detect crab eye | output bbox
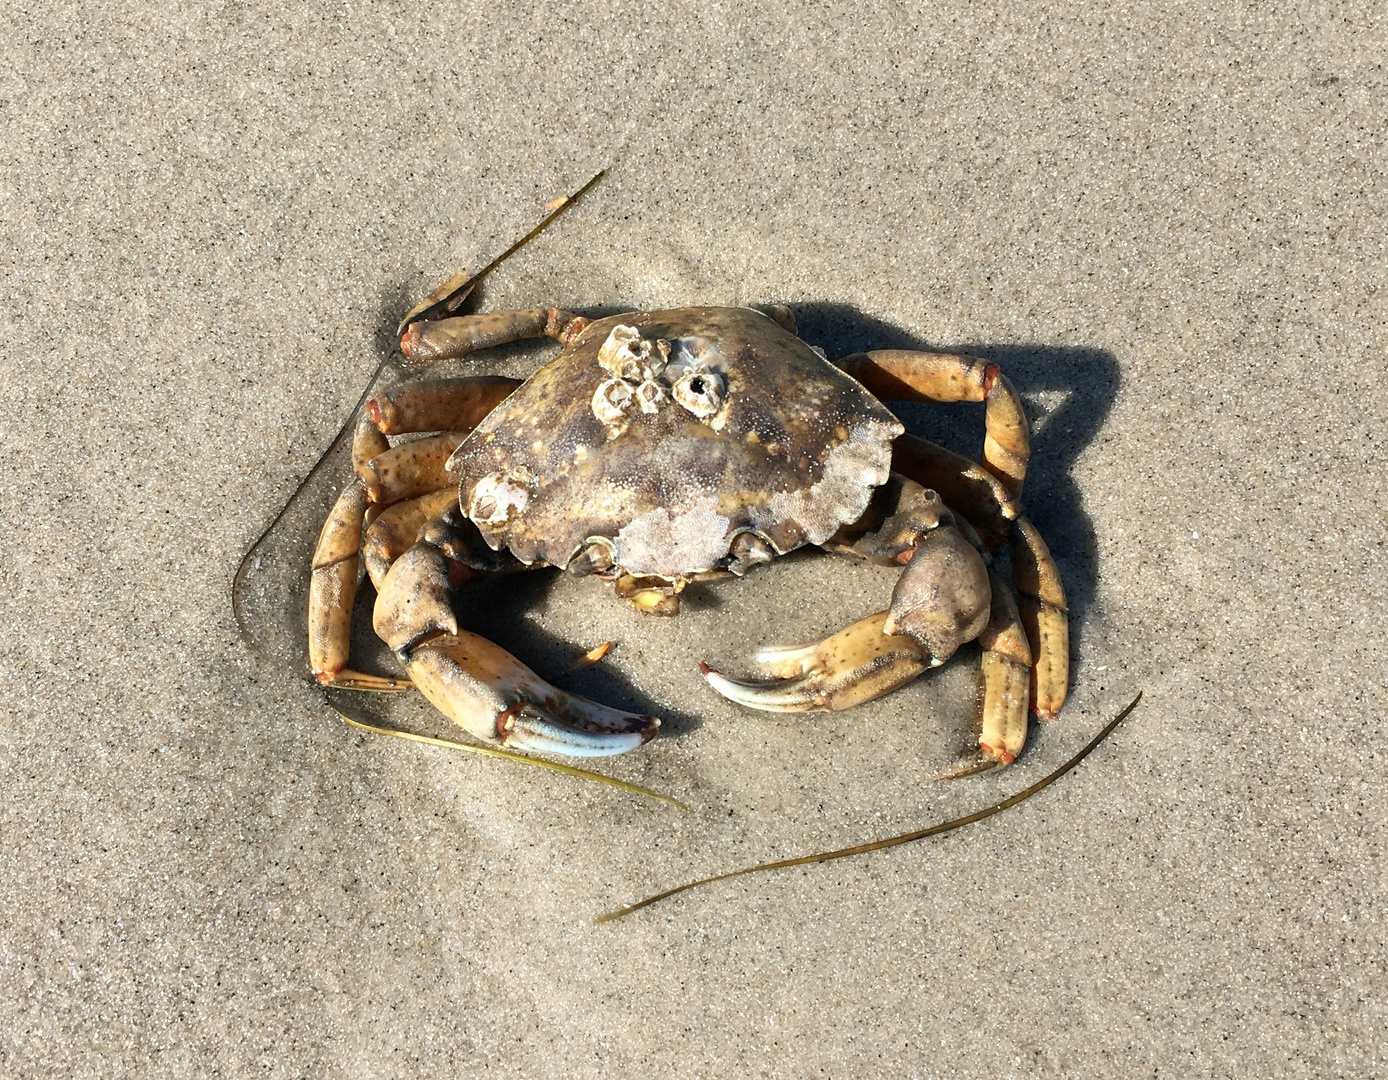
[672,367,725,419]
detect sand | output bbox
[1,1,1383,1076]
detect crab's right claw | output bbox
[371,541,657,757]
[701,611,932,713]
[406,632,659,757]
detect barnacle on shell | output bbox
[597,325,640,372]
[592,377,635,425]
[598,324,669,382]
[670,365,725,419]
[635,378,667,414]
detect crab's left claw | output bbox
[373,541,658,757]
[700,612,933,713]
[703,516,992,714]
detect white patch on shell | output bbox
[613,496,734,577]
[758,415,904,550]
[469,469,535,527]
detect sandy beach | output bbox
[1,2,1383,1075]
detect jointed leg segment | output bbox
[399,307,587,365]
[1008,516,1069,718]
[943,568,1032,777]
[841,349,1031,495]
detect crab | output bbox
[308,281,1069,776]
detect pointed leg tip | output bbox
[938,750,1005,780]
[1032,706,1060,722]
[698,660,716,677]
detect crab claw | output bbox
[700,611,932,713]
[372,541,658,756]
[407,632,659,757]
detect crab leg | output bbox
[305,401,432,690]
[351,411,391,486]
[373,540,658,756]
[840,349,993,403]
[841,349,1031,495]
[308,481,366,681]
[399,307,587,365]
[940,570,1033,777]
[357,431,470,505]
[981,373,1029,495]
[355,375,527,576]
[1008,516,1070,718]
[976,571,1033,763]
[367,376,521,436]
[306,480,411,691]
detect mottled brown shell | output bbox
[448,307,904,578]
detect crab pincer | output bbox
[699,477,993,717]
[407,632,658,757]
[373,539,658,755]
[699,612,934,712]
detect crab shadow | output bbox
[792,303,1118,654]
[460,572,706,738]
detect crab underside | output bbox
[308,295,1069,776]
